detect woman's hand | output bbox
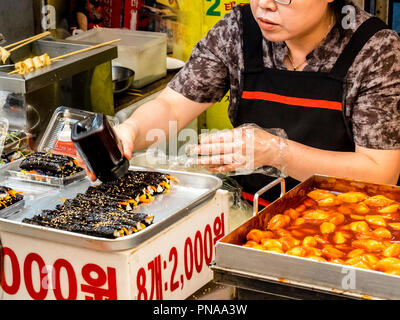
[113,118,138,159]
[193,125,288,174]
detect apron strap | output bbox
[240,4,264,70]
[330,17,389,78]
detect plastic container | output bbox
[0,130,33,168]
[0,184,25,219]
[5,158,86,187]
[38,106,119,157]
[4,107,118,187]
[67,28,167,88]
[3,130,32,155]
[0,199,25,219]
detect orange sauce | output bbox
[243,189,400,276]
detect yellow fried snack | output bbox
[0,46,10,64]
[14,53,51,75]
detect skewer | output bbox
[127,92,144,97]
[3,31,50,50]
[7,31,51,53]
[8,39,119,75]
[1,58,62,69]
[49,38,121,62]
[1,32,51,66]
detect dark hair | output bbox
[330,0,348,35]
[332,0,347,21]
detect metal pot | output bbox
[112,66,135,94]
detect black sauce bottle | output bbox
[71,113,129,182]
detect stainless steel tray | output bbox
[4,158,86,187]
[0,199,25,219]
[0,166,222,251]
[215,175,400,300]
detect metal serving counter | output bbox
[212,175,400,300]
[0,166,222,251]
[0,38,117,147]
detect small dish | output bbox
[167,57,185,71]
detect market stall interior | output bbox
[0,35,118,148]
[0,0,399,301]
[213,175,400,300]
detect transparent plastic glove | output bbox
[187,124,289,178]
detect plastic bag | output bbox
[132,124,289,178]
[185,124,289,178]
[130,151,254,230]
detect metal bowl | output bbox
[112,66,135,94]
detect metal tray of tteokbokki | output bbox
[0,166,222,251]
[213,175,400,300]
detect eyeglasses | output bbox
[274,0,292,5]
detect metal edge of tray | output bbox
[214,174,400,300]
[0,199,25,219]
[4,158,86,187]
[0,167,222,252]
[209,263,370,300]
[214,241,395,299]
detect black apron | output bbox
[232,5,390,201]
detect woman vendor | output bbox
[87,0,400,199]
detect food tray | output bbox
[0,199,25,219]
[3,130,32,156]
[214,175,400,300]
[38,106,119,155]
[4,158,86,187]
[0,166,222,251]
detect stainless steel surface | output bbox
[210,263,359,300]
[215,175,400,300]
[0,39,117,145]
[0,0,35,46]
[112,66,135,94]
[0,39,117,93]
[0,166,222,251]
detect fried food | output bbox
[243,189,400,276]
[14,53,51,75]
[0,46,10,64]
[22,170,177,239]
[0,185,23,211]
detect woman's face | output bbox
[250,0,333,42]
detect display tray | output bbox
[37,106,119,154]
[0,166,222,251]
[4,158,86,187]
[215,175,400,300]
[0,199,25,219]
[3,130,31,155]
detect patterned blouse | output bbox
[168,3,400,149]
